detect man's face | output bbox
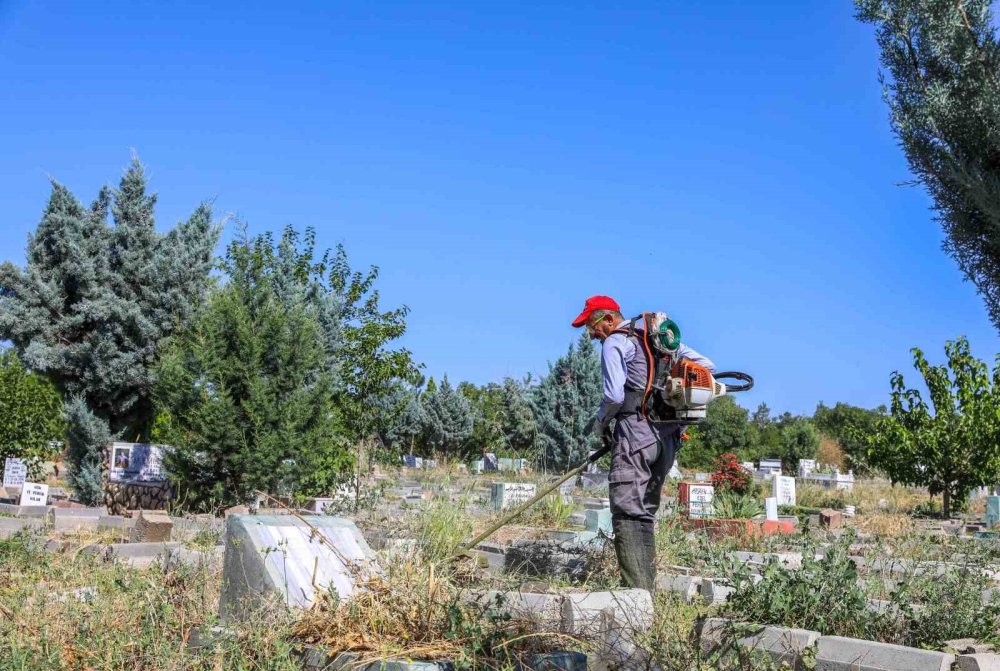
[587,314,617,342]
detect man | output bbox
[572,295,715,590]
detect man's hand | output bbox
[593,417,613,447]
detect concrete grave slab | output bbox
[815,635,954,671]
[219,514,377,622]
[655,574,702,603]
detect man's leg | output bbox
[609,436,659,591]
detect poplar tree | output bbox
[856,0,1000,329]
[532,335,603,471]
[0,159,217,503]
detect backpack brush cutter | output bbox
[454,313,753,557]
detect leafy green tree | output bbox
[863,337,1000,516]
[532,335,603,471]
[856,0,1000,329]
[265,226,417,443]
[751,402,771,430]
[154,233,347,508]
[0,350,65,474]
[0,159,217,503]
[420,375,473,457]
[681,397,758,470]
[813,402,885,473]
[777,418,820,472]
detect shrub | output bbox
[710,453,752,495]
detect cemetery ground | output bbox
[3,467,1000,670]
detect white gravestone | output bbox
[765,497,778,521]
[109,442,169,483]
[3,458,27,489]
[773,475,796,506]
[741,461,755,473]
[798,459,817,477]
[19,482,49,506]
[686,483,714,518]
[491,482,537,511]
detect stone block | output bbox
[585,508,612,534]
[730,551,803,570]
[219,514,377,622]
[130,510,173,542]
[820,509,843,530]
[0,502,53,519]
[958,654,1000,671]
[815,636,954,671]
[655,574,703,602]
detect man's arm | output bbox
[596,334,630,425]
[676,343,716,372]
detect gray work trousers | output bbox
[608,425,677,522]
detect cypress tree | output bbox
[0,159,217,503]
[499,376,538,457]
[420,375,473,457]
[154,232,346,507]
[532,335,603,471]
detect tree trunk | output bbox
[943,489,951,518]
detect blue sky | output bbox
[1,1,997,416]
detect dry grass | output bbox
[293,557,577,669]
[854,513,914,538]
[816,436,845,470]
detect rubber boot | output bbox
[612,517,656,591]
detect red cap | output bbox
[571,295,621,328]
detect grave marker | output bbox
[19,482,49,506]
[491,482,537,511]
[765,497,778,521]
[798,459,816,477]
[3,458,27,489]
[483,453,498,472]
[403,454,418,468]
[741,461,755,473]
[988,496,1000,527]
[679,482,714,518]
[773,475,796,506]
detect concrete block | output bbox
[698,617,732,655]
[738,624,820,670]
[53,515,100,532]
[130,510,173,542]
[655,574,703,602]
[0,516,42,538]
[561,589,653,668]
[815,636,954,671]
[958,653,1000,671]
[82,541,181,567]
[219,514,377,622]
[52,507,104,517]
[473,590,563,626]
[730,551,803,570]
[0,502,53,519]
[98,515,134,529]
[700,578,735,605]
